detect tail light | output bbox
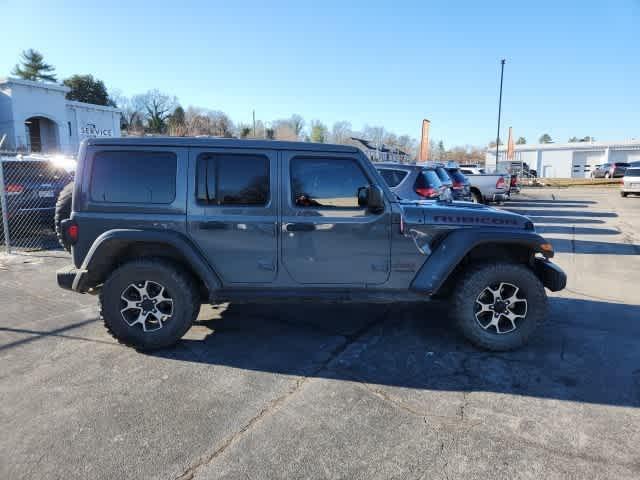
[510,176,517,187]
[68,224,79,243]
[415,187,438,198]
[61,219,79,245]
[452,181,464,190]
[6,184,24,196]
[496,176,506,189]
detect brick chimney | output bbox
[418,119,430,162]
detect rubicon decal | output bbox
[431,215,519,226]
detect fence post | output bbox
[0,157,11,254]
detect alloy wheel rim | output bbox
[474,282,527,334]
[119,281,174,332]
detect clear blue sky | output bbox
[2,0,638,146]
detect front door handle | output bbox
[286,223,316,232]
[200,221,228,230]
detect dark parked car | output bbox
[591,162,629,178]
[1,159,73,237]
[444,166,472,201]
[376,163,445,200]
[432,164,454,201]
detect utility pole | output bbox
[252,110,256,137]
[495,59,506,168]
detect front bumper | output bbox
[534,258,567,292]
[56,265,88,292]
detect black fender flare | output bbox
[75,229,222,295]
[410,229,550,294]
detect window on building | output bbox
[90,151,176,203]
[377,168,408,187]
[290,157,369,208]
[68,122,72,137]
[196,153,270,206]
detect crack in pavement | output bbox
[174,306,391,480]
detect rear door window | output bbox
[377,168,408,187]
[196,153,270,206]
[90,151,176,204]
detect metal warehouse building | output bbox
[485,141,640,178]
[0,77,121,156]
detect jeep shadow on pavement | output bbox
[57,137,566,352]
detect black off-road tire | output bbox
[100,258,200,351]
[55,182,74,252]
[471,190,483,204]
[451,262,547,351]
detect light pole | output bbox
[495,59,506,168]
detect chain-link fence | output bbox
[0,156,74,253]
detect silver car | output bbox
[375,163,446,201]
[621,167,640,197]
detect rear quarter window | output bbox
[90,151,177,204]
[377,168,408,187]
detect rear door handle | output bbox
[200,221,228,230]
[286,223,315,232]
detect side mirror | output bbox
[357,185,385,212]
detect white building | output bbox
[485,140,640,178]
[0,77,121,156]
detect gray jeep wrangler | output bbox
[57,137,566,351]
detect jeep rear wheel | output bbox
[100,258,200,350]
[451,262,547,351]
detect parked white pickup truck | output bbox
[459,167,511,204]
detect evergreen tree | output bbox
[63,74,111,105]
[12,49,57,82]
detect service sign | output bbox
[80,123,113,137]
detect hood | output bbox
[399,199,533,230]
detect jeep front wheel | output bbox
[451,262,547,351]
[100,258,200,350]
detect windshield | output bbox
[624,168,640,176]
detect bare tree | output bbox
[363,125,386,149]
[207,110,234,137]
[134,89,178,133]
[110,91,144,135]
[273,120,298,141]
[289,114,305,138]
[330,121,352,145]
[396,135,416,157]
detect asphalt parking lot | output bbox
[1,187,639,479]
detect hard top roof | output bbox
[85,136,359,153]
